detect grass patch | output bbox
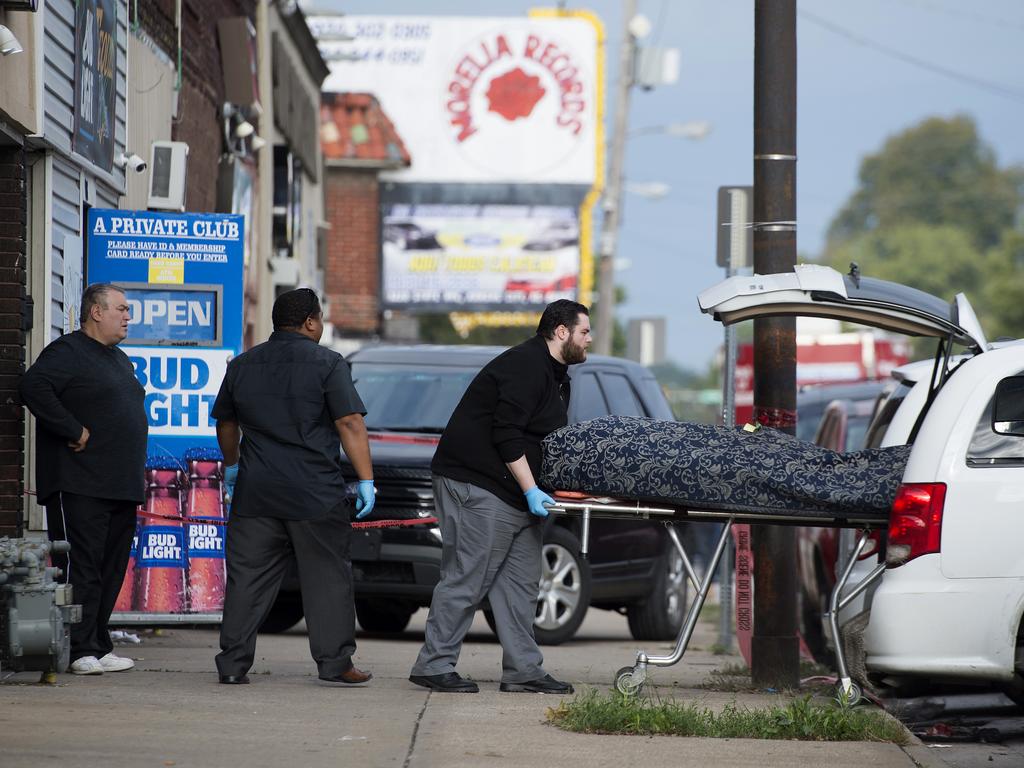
[547,690,907,743]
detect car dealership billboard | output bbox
[309,14,600,185]
[382,203,580,310]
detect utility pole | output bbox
[751,0,799,689]
[594,0,638,356]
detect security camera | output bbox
[116,152,147,173]
[0,26,23,57]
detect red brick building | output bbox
[320,93,410,339]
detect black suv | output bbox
[263,344,688,645]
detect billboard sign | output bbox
[73,0,118,171]
[309,15,600,184]
[383,203,579,310]
[87,209,244,621]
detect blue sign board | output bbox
[87,209,244,463]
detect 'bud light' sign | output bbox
[187,523,226,558]
[138,527,187,568]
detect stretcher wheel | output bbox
[614,666,645,696]
[835,681,862,707]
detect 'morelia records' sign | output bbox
[311,15,599,185]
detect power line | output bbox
[884,0,1024,33]
[798,8,1024,105]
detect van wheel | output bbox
[1004,620,1024,705]
[355,599,415,633]
[799,588,830,665]
[259,592,304,633]
[627,536,688,641]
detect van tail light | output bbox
[886,483,946,568]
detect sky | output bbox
[301,0,1024,370]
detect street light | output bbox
[594,112,711,355]
[624,181,671,200]
[592,2,711,355]
[629,120,713,140]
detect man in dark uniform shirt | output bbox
[19,283,148,675]
[212,288,376,686]
[409,299,591,694]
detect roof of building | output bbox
[320,92,411,169]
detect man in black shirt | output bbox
[410,299,591,694]
[19,283,147,675]
[212,288,376,686]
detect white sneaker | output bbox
[70,656,104,675]
[98,652,135,672]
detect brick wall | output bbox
[137,0,257,213]
[324,169,380,335]
[0,147,26,537]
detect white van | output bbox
[700,264,1024,700]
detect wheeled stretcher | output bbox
[546,491,886,703]
[537,413,911,704]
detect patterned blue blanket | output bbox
[540,416,909,523]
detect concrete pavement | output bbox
[1,607,952,768]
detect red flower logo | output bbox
[485,67,546,122]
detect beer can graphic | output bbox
[113,509,142,611]
[184,447,227,612]
[136,457,187,613]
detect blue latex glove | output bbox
[355,480,376,519]
[223,464,238,501]
[524,486,555,518]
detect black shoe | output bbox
[319,666,373,686]
[409,672,479,693]
[218,674,250,685]
[499,674,574,694]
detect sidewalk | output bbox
[1,606,951,768]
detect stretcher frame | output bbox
[549,494,887,704]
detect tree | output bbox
[981,230,1024,341]
[827,115,1022,251]
[818,115,1024,345]
[822,224,986,301]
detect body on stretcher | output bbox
[546,490,886,705]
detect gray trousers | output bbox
[411,476,546,684]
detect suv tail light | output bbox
[886,483,946,568]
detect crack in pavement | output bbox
[403,690,431,768]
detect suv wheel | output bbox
[533,526,592,645]
[626,536,688,641]
[259,592,304,634]
[486,526,592,645]
[355,599,416,633]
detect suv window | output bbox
[571,371,609,422]
[351,363,476,432]
[636,376,675,420]
[967,390,1024,467]
[599,372,645,417]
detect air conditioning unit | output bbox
[147,141,189,212]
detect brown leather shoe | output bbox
[319,666,373,686]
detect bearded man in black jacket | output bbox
[409,299,591,694]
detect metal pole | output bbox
[594,0,637,356]
[751,0,799,689]
[718,265,738,651]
